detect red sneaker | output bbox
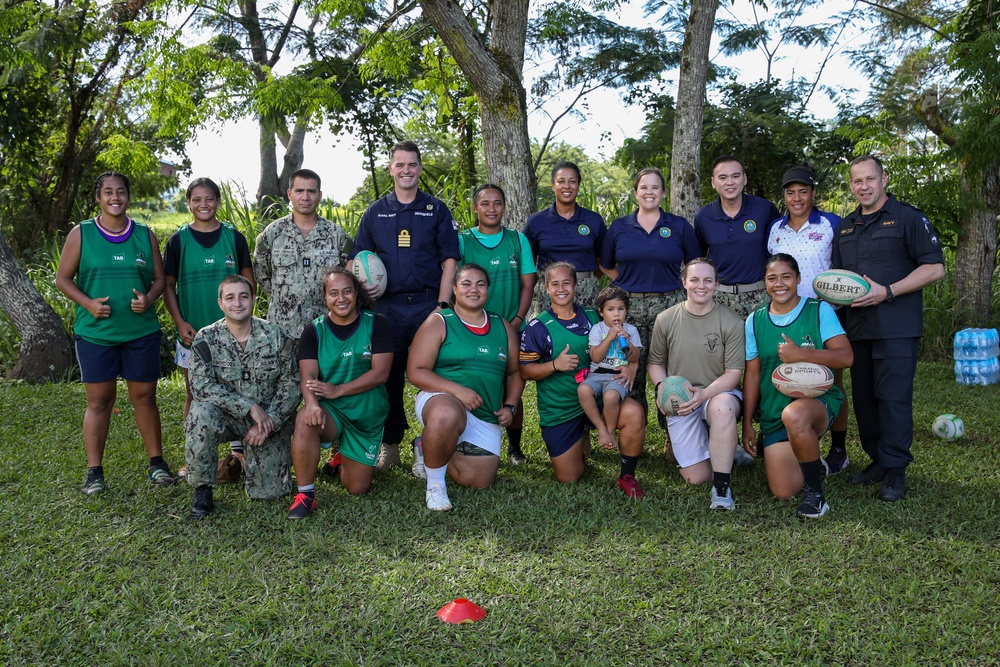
[618,474,645,499]
[321,451,343,478]
[286,492,317,520]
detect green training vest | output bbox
[535,308,599,427]
[176,223,238,338]
[460,228,521,321]
[315,310,389,429]
[74,219,159,345]
[435,310,509,424]
[752,298,843,435]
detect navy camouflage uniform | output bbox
[185,317,301,499]
[253,215,353,341]
[832,194,944,469]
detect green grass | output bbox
[1,364,999,665]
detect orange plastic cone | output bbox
[437,598,487,624]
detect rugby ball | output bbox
[932,414,964,441]
[352,250,387,298]
[771,362,834,398]
[657,376,694,416]
[812,269,870,305]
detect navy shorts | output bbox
[540,413,592,458]
[75,330,162,383]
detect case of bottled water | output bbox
[954,328,1000,385]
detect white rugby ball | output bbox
[932,414,964,441]
[352,250,387,298]
[771,362,834,398]
[812,269,871,305]
[657,376,694,416]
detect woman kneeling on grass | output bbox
[287,268,393,519]
[55,171,175,495]
[741,254,853,519]
[520,262,647,496]
[407,263,524,511]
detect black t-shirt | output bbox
[163,225,253,278]
[297,312,393,361]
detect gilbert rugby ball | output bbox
[352,250,387,298]
[812,269,870,305]
[932,414,964,441]
[771,362,834,398]
[657,376,694,416]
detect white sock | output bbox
[297,483,315,494]
[426,465,447,488]
[229,440,244,453]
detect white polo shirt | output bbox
[766,207,842,298]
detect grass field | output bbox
[1,362,998,665]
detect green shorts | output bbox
[762,393,841,448]
[322,404,382,466]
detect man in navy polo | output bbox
[693,155,780,319]
[349,141,460,470]
[833,155,944,501]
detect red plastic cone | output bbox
[437,598,487,624]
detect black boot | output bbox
[190,485,214,520]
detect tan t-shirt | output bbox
[647,302,745,388]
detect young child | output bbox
[578,286,642,449]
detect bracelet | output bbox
[552,360,557,372]
[655,381,663,391]
[512,314,523,322]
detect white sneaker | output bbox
[425,482,452,511]
[411,436,427,480]
[710,485,735,511]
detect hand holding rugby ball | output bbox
[351,250,388,298]
[812,269,870,305]
[657,376,694,416]
[771,362,834,398]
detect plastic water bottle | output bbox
[617,334,630,356]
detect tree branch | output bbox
[856,0,953,42]
[912,88,956,146]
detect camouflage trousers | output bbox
[714,288,769,321]
[530,275,602,319]
[626,290,687,419]
[185,401,293,499]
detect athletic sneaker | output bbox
[375,442,401,470]
[286,493,317,520]
[425,482,453,511]
[710,485,735,511]
[190,485,213,520]
[507,443,526,465]
[824,446,850,475]
[411,436,427,480]
[148,463,176,486]
[617,474,645,499]
[734,446,755,467]
[320,451,343,479]
[82,469,105,495]
[796,487,830,519]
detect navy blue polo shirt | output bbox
[600,210,700,293]
[351,190,460,297]
[693,194,780,285]
[523,204,606,272]
[832,194,944,340]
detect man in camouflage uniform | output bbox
[254,168,352,342]
[187,275,301,519]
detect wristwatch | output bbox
[884,285,895,302]
[503,403,517,416]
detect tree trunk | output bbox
[277,112,310,195]
[0,232,73,382]
[670,0,718,225]
[256,117,283,217]
[953,161,999,323]
[418,0,534,230]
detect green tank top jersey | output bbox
[176,223,238,338]
[315,311,389,448]
[435,310,510,424]
[460,228,522,321]
[751,298,843,436]
[536,308,600,427]
[74,219,160,345]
